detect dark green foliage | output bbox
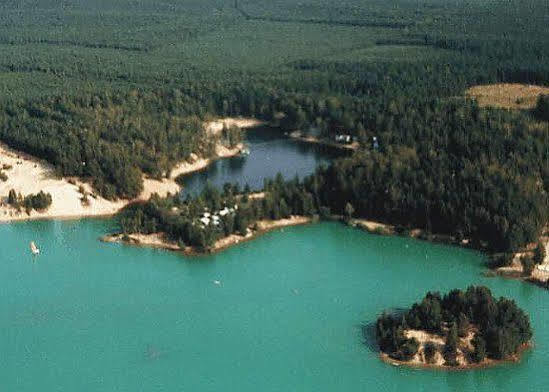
[376,314,419,361]
[492,253,514,268]
[7,189,52,212]
[521,256,535,277]
[0,92,211,199]
[457,313,470,338]
[533,242,546,265]
[424,342,437,364]
[443,322,459,366]
[472,335,487,363]
[310,102,548,253]
[534,95,549,121]
[375,286,532,363]
[24,191,52,211]
[398,338,420,361]
[7,189,17,205]
[405,292,443,333]
[0,1,547,209]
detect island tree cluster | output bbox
[376,286,532,366]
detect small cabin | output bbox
[335,134,352,143]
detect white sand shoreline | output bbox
[0,117,262,223]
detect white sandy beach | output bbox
[0,117,262,222]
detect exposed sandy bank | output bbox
[381,328,529,370]
[0,143,127,222]
[496,232,549,285]
[351,219,394,235]
[205,117,265,135]
[168,144,244,180]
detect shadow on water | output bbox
[142,344,187,363]
[361,322,379,354]
[361,307,408,353]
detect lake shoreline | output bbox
[2,116,546,289]
[348,217,549,288]
[287,130,359,151]
[101,212,548,290]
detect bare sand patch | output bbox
[0,143,127,222]
[169,143,244,180]
[466,83,549,109]
[352,219,394,235]
[205,117,264,136]
[496,230,549,284]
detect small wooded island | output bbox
[376,286,532,369]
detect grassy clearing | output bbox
[466,84,549,110]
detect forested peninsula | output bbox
[375,286,532,369]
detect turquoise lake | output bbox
[1,219,548,391]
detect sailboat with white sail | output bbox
[30,241,40,255]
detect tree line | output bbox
[7,189,52,213]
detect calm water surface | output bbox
[1,220,547,391]
[180,126,345,196]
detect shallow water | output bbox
[1,220,547,391]
[180,126,346,196]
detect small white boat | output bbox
[213,280,221,285]
[30,241,40,255]
[239,147,250,156]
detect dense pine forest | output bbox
[0,0,547,253]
